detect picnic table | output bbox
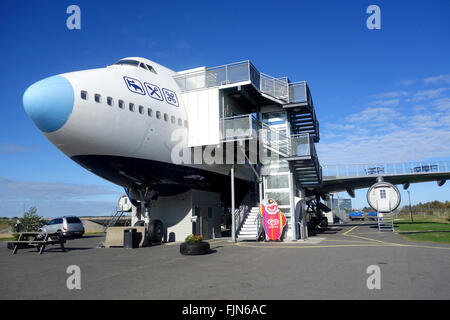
[8,232,66,255]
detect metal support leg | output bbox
[39,234,49,255]
[12,233,23,255]
[231,164,236,242]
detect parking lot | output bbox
[1,221,449,300]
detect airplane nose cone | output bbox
[23,75,74,133]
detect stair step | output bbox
[238,235,258,240]
[239,231,258,236]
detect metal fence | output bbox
[220,114,258,142]
[323,161,450,177]
[174,60,309,104]
[219,114,314,159]
[260,73,289,101]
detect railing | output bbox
[220,114,258,141]
[323,161,450,178]
[234,190,256,239]
[259,121,291,157]
[256,213,263,241]
[174,60,310,104]
[260,73,289,101]
[289,134,311,157]
[234,205,248,237]
[219,114,315,159]
[288,81,308,104]
[174,60,260,92]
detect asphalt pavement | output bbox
[1,221,449,299]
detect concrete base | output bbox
[104,227,147,248]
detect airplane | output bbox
[22,57,450,241]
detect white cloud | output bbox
[0,177,122,201]
[371,91,408,99]
[368,99,400,107]
[396,79,416,87]
[408,88,450,102]
[424,74,450,85]
[0,144,34,154]
[346,107,400,123]
[319,91,450,165]
[431,97,450,111]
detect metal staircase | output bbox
[285,82,320,142]
[237,207,261,241]
[377,212,394,232]
[286,134,322,187]
[103,208,126,232]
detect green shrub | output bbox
[8,207,45,232]
[185,234,203,244]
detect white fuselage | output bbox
[23,57,253,197]
[47,59,186,163]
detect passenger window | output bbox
[107,97,114,106]
[156,111,161,119]
[129,103,135,112]
[139,105,144,114]
[81,91,88,100]
[95,94,101,103]
[171,116,176,124]
[148,108,153,117]
[164,113,168,122]
[184,120,188,128]
[118,100,124,109]
[178,118,182,126]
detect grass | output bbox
[0,220,11,231]
[395,215,450,244]
[0,237,15,241]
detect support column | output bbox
[231,164,236,242]
[289,170,296,240]
[259,176,263,204]
[299,188,308,240]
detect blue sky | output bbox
[0,0,449,217]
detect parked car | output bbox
[348,211,364,221]
[366,211,378,221]
[365,167,385,175]
[39,216,85,238]
[410,164,438,173]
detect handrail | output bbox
[323,161,450,178]
[256,212,263,241]
[220,114,314,159]
[233,190,256,238]
[174,60,309,104]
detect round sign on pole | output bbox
[366,181,401,212]
[118,194,133,212]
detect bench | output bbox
[8,232,66,255]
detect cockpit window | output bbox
[114,59,157,74]
[146,64,157,74]
[114,59,140,66]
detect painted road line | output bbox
[341,224,450,250]
[342,226,358,236]
[235,242,386,249]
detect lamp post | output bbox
[407,190,413,223]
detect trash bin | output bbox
[124,228,137,249]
